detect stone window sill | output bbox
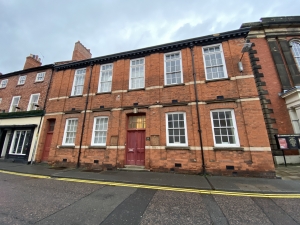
[163,83,185,88]
[88,146,107,149]
[96,92,111,95]
[59,145,75,149]
[127,88,145,92]
[213,147,244,151]
[205,78,230,83]
[165,146,190,150]
[69,95,83,98]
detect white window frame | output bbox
[290,40,300,71]
[27,93,40,111]
[18,75,27,85]
[129,58,145,90]
[202,44,228,81]
[62,118,78,146]
[164,51,183,85]
[9,130,31,155]
[36,72,46,82]
[98,64,113,93]
[165,112,188,147]
[0,98,2,105]
[71,68,86,96]
[210,109,240,147]
[9,96,21,112]
[91,116,109,146]
[0,79,8,88]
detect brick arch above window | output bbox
[290,39,300,71]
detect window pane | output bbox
[222,136,228,143]
[213,120,220,127]
[180,136,185,144]
[214,128,220,135]
[215,136,222,144]
[128,116,145,129]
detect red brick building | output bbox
[36,27,275,177]
[241,16,300,164]
[0,41,91,163]
[0,55,54,162]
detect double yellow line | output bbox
[1,169,300,199]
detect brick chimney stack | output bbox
[72,41,92,61]
[24,54,42,70]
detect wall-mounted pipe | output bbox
[189,44,206,174]
[77,63,94,168]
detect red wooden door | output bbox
[126,130,145,166]
[41,120,55,161]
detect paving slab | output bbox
[52,169,212,190]
[208,176,300,193]
[0,161,58,176]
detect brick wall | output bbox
[0,69,52,112]
[36,38,275,177]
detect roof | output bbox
[1,64,54,78]
[55,27,250,71]
[241,16,300,29]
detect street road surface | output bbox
[1,173,300,225]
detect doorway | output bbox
[126,115,145,166]
[41,119,55,162]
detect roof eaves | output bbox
[55,27,250,71]
[2,64,54,78]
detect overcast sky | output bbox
[1,0,299,74]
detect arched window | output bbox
[291,40,300,71]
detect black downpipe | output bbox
[77,63,94,168]
[30,66,55,164]
[189,44,206,175]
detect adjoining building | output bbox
[0,41,92,163]
[241,16,300,164]
[35,27,275,177]
[0,55,54,163]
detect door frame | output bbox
[41,119,56,162]
[125,113,146,165]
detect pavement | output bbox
[0,160,300,194]
[275,164,300,181]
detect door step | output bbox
[118,165,150,172]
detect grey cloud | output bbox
[0,0,299,74]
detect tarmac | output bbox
[0,160,300,194]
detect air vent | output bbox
[100,106,104,109]
[217,96,224,100]
[172,100,178,104]
[62,159,67,162]
[226,165,234,170]
[71,108,76,111]
[133,102,138,106]
[175,163,182,168]
[94,160,99,164]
